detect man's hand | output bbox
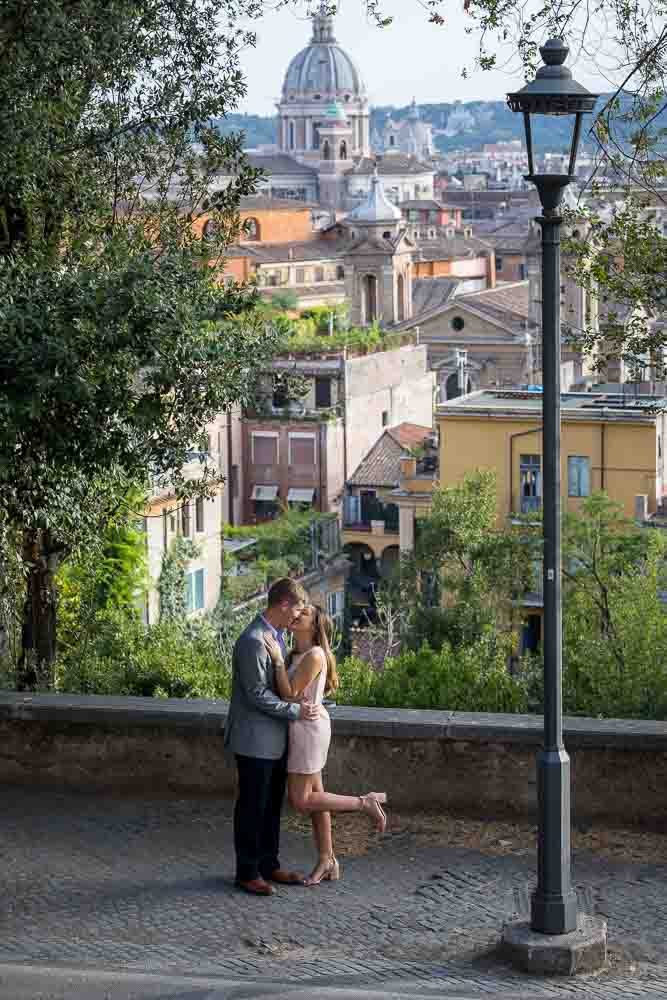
[299,701,320,722]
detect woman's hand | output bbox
[264,634,285,668]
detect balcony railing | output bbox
[520,496,541,514]
[343,498,400,534]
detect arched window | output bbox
[322,140,331,161]
[289,121,295,149]
[339,141,347,160]
[243,217,260,241]
[363,274,378,325]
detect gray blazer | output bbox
[224,614,300,760]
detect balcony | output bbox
[520,496,541,515]
[343,497,400,535]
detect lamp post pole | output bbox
[507,40,599,938]
[532,176,577,935]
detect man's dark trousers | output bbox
[234,752,287,882]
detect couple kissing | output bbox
[224,577,387,896]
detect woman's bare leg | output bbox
[306,773,335,884]
[289,773,361,815]
[289,774,388,833]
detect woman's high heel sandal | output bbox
[359,792,388,833]
[303,855,340,886]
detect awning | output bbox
[251,485,279,502]
[287,488,315,504]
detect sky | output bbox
[236,0,614,116]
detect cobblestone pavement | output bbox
[1,787,667,998]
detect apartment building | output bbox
[143,408,244,623]
[436,388,667,526]
[242,339,435,524]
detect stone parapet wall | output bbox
[0,693,665,829]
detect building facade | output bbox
[436,388,667,526]
[242,341,435,525]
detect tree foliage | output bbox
[0,0,285,680]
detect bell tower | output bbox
[343,169,415,327]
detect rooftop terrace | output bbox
[438,388,667,421]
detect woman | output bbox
[264,604,387,886]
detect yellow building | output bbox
[436,388,667,524]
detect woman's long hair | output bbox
[311,604,339,695]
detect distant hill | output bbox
[212,95,664,157]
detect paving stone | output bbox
[0,787,666,998]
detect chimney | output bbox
[400,456,417,481]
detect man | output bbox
[224,577,319,896]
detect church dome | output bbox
[347,168,401,224]
[282,14,366,100]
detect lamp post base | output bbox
[501,914,607,976]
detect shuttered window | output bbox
[289,434,316,465]
[252,434,278,465]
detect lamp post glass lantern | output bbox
[507,41,599,937]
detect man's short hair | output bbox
[267,577,307,608]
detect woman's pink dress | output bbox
[287,646,331,775]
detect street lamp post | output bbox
[507,41,599,936]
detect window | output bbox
[322,140,330,160]
[185,568,205,613]
[243,217,260,240]
[289,433,316,466]
[450,316,465,332]
[327,590,345,627]
[295,267,305,284]
[272,378,289,410]
[382,411,389,427]
[496,255,504,272]
[181,502,192,537]
[339,141,347,160]
[289,121,295,149]
[520,454,541,513]
[195,497,204,533]
[252,433,278,465]
[315,376,332,409]
[336,264,345,280]
[314,266,324,283]
[429,210,439,224]
[568,456,591,497]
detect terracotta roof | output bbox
[246,153,318,176]
[348,424,432,488]
[415,234,492,261]
[411,277,460,319]
[245,238,351,264]
[239,195,315,211]
[348,155,434,176]
[457,281,530,325]
[399,200,462,212]
[387,423,434,448]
